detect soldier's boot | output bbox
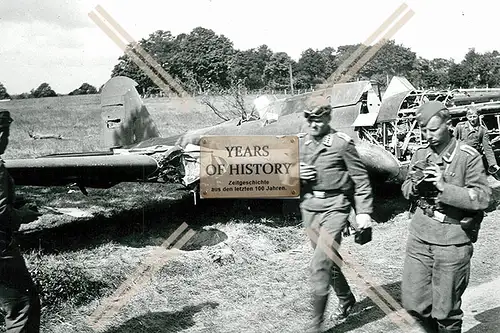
[330,265,356,321]
[331,294,356,321]
[436,320,461,333]
[414,316,438,333]
[304,293,328,333]
[437,328,460,333]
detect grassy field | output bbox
[0,95,499,333]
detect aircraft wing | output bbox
[4,145,201,192]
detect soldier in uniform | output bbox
[0,109,41,332]
[299,104,373,332]
[453,105,499,176]
[401,101,491,333]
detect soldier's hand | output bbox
[300,162,316,181]
[423,164,444,191]
[488,164,500,174]
[408,170,421,184]
[356,213,372,229]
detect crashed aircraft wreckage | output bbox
[5,76,500,196]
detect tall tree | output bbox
[229,44,273,90]
[31,83,57,98]
[295,48,328,89]
[319,47,337,76]
[170,27,236,92]
[263,52,296,90]
[360,40,417,84]
[111,30,177,95]
[475,50,500,87]
[69,83,98,95]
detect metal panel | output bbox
[352,113,379,127]
[279,89,331,116]
[330,104,360,130]
[5,154,159,187]
[383,76,416,100]
[100,76,139,107]
[377,90,412,123]
[330,81,371,108]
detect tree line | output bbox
[2,26,500,100]
[0,82,98,100]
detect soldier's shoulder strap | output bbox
[459,142,480,156]
[335,131,353,143]
[322,131,353,147]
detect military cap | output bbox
[465,104,478,114]
[304,105,332,120]
[415,101,448,126]
[0,109,13,128]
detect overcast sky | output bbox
[0,0,498,94]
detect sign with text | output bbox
[200,135,300,199]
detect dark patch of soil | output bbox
[15,182,410,255]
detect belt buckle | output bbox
[313,191,326,198]
[432,211,446,223]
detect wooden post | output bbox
[289,62,294,95]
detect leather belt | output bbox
[421,208,461,225]
[312,190,342,199]
[416,199,461,225]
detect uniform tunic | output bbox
[454,121,497,169]
[300,127,373,300]
[0,159,40,333]
[0,158,19,236]
[401,137,490,332]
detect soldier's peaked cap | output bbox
[415,101,448,126]
[304,105,332,119]
[465,104,478,114]
[0,109,13,128]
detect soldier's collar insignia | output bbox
[442,139,458,163]
[322,134,334,147]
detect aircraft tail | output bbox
[100,76,161,149]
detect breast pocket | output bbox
[320,150,345,170]
[443,167,464,187]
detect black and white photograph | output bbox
[0,0,499,332]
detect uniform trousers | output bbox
[0,242,40,333]
[402,233,473,333]
[301,194,355,305]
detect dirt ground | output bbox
[5,178,496,333]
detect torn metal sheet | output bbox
[377,90,412,123]
[352,113,379,127]
[279,89,331,116]
[330,81,372,108]
[383,76,416,100]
